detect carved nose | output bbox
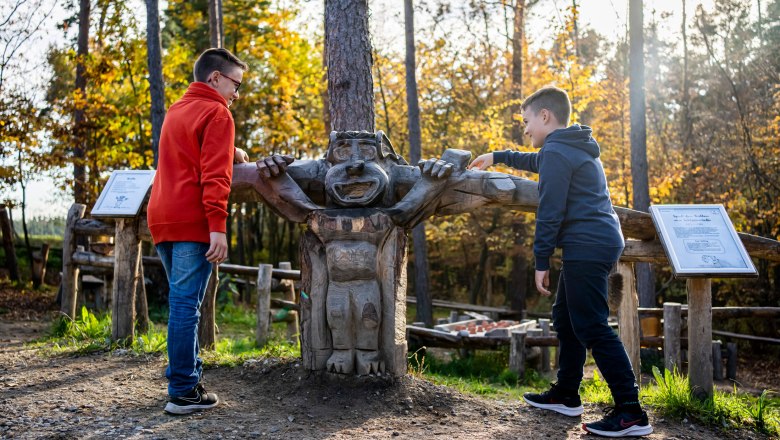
[346,160,365,176]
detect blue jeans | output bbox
[156,241,213,397]
[552,260,639,405]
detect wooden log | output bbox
[256,263,273,346]
[620,232,780,264]
[616,262,641,383]
[539,318,551,373]
[271,298,300,311]
[639,306,780,319]
[726,342,737,380]
[198,264,219,350]
[0,205,20,281]
[687,278,713,400]
[279,262,299,341]
[61,204,86,318]
[663,302,682,373]
[73,218,115,236]
[72,251,115,267]
[32,243,50,288]
[712,340,724,380]
[111,218,141,344]
[712,330,780,345]
[509,331,527,377]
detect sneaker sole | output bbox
[523,396,584,417]
[582,423,653,437]
[164,400,219,415]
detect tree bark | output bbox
[404,0,432,327]
[508,220,528,319]
[510,0,526,144]
[0,206,19,281]
[325,0,374,131]
[629,0,654,307]
[73,0,90,204]
[146,0,165,167]
[208,0,223,48]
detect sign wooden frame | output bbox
[91,170,155,218]
[649,204,757,278]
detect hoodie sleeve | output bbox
[200,115,235,234]
[533,148,572,271]
[493,150,539,173]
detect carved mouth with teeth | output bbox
[331,178,381,205]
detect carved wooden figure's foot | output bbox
[356,349,384,375]
[327,349,355,374]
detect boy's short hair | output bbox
[193,48,248,82]
[521,86,571,126]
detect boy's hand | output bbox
[234,147,249,164]
[256,154,295,178]
[535,269,551,296]
[467,153,493,170]
[205,232,228,263]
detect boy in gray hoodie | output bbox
[469,86,652,438]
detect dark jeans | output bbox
[156,241,213,397]
[552,260,639,405]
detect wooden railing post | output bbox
[687,278,713,400]
[111,218,141,344]
[539,318,551,373]
[509,330,527,378]
[712,340,724,380]
[616,262,641,383]
[663,302,682,373]
[61,204,86,318]
[256,263,273,346]
[279,262,299,341]
[0,205,20,282]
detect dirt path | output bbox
[0,317,769,440]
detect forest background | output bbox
[0,0,778,340]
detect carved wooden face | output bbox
[325,137,391,207]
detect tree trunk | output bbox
[508,220,528,319]
[146,0,165,167]
[404,0,432,327]
[73,0,90,204]
[0,206,19,281]
[208,0,223,48]
[325,0,374,131]
[629,0,654,307]
[511,0,526,145]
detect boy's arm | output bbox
[493,150,539,173]
[533,149,571,271]
[201,116,236,262]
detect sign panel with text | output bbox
[649,204,757,278]
[91,170,155,218]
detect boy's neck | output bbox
[541,124,567,140]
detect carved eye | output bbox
[332,144,351,162]
[359,143,377,161]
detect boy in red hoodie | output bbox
[147,48,249,415]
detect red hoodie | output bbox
[147,82,235,244]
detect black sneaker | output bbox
[522,383,584,416]
[582,406,653,437]
[164,383,219,415]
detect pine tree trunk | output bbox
[511,0,526,145]
[208,0,223,48]
[629,0,654,307]
[73,0,90,204]
[146,0,166,167]
[325,0,374,131]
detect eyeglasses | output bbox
[218,71,242,93]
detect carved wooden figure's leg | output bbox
[355,280,383,375]
[326,283,355,374]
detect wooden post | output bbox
[509,330,527,378]
[32,243,50,288]
[111,218,141,344]
[135,263,149,333]
[449,310,459,323]
[712,340,723,380]
[61,204,86,318]
[198,264,219,349]
[663,302,682,373]
[256,263,273,346]
[687,278,713,400]
[616,262,641,383]
[0,205,20,282]
[539,318,551,373]
[726,342,737,380]
[279,262,299,341]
